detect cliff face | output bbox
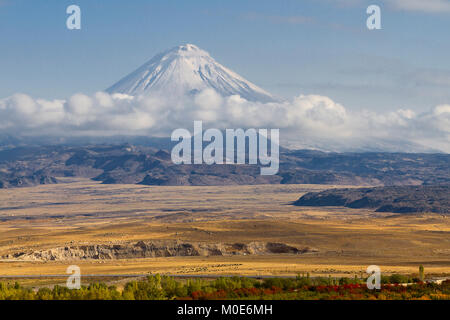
[2,241,317,262]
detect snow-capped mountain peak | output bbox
[106,44,278,102]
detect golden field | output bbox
[0,178,448,279]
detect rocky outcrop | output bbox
[2,241,318,261]
[294,185,450,214]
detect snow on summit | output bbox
[106,44,278,102]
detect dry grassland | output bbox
[0,178,448,278]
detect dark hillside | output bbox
[294,185,450,214]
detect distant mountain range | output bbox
[0,144,448,188]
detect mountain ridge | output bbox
[0,145,448,188]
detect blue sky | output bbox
[1,0,450,112]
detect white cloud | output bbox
[387,0,450,13]
[321,0,450,14]
[243,13,315,25]
[0,90,448,152]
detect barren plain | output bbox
[0,178,448,279]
